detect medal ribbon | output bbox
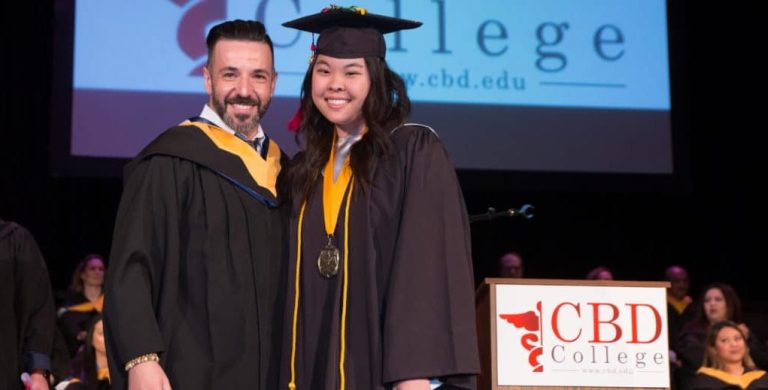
[289,131,359,390]
[322,133,353,238]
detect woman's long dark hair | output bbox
[68,314,105,390]
[285,56,411,204]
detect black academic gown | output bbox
[689,368,768,389]
[103,124,288,390]
[280,125,481,389]
[669,298,695,389]
[58,292,100,357]
[678,322,768,389]
[0,220,56,389]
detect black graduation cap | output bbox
[282,5,422,59]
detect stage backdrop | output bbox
[53,0,673,179]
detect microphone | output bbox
[469,204,534,223]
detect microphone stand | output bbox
[469,204,534,223]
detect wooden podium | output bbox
[476,278,671,390]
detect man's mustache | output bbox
[226,96,261,106]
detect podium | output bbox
[476,278,671,390]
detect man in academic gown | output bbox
[103,20,287,390]
[666,265,694,342]
[1,219,56,389]
[666,265,695,389]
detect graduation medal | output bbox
[318,236,340,277]
[318,133,353,278]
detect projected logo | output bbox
[495,285,670,387]
[171,0,302,76]
[172,0,225,75]
[73,0,671,109]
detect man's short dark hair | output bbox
[206,20,274,66]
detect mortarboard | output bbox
[282,5,422,59]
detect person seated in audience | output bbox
[689,320,768,389]
[667,265,695,340]
[666,265,696,389]
[57,254,105,357]
[676,283,768,389]
[497,251,524,278]
[56,315,110,390]
[586,265,614,280]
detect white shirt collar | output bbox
[199,104,264,141]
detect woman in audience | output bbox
[58,315,110,390]
[56,315,112,390]
[676,283,768,388]
[689,320,768,389]
[58,254,105,356]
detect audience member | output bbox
[586,266,614,280]
[689,320,768,389]
[667,265,695,338]
[59,254,105,307]
[498,251,524,278]
[58,254,105,357]
[665,265,696,389]
[675,282,768,388]
[56,315,110,390]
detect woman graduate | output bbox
[280,5,480,390]
[689,320,768,389]
[676,283,768,388]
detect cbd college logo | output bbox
[500,301,544,372]
[499,299,664,373]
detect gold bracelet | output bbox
[124,353,160,372]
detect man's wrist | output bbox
[124,353,160,371]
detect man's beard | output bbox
[212,94,270,135]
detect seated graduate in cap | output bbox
[281,5,480,390]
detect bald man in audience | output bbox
[665,264,694,389]
[666,265,694,339]
[498,252,524,278]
